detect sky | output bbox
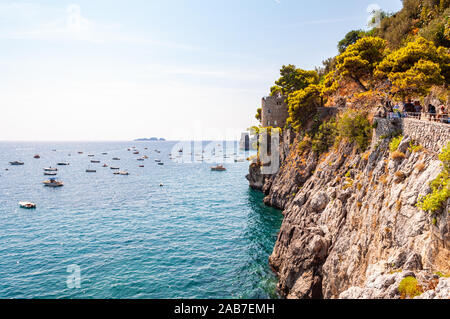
[0,0,403,141]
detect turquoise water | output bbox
[0,142,282,299]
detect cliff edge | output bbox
[249,119,450,299]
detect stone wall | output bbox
[402,118,450,153]
[374,117,450,153]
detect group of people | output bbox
[379,99,449,124]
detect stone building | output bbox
[261,95,288,128]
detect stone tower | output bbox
[261,95,288,128]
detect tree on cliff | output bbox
[255,108,262,122]
[324,37,387,94]
[375,37,450,99]
[270,65,319,97]
[338,30,370,53]
[286,84,322,131]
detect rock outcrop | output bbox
[248,126,450,299]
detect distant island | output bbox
[134,137,166,141]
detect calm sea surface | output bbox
[0,141,282,299]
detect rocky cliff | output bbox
[248,120,450,299]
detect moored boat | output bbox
[44,172,57,176]
[34,155,40,159]
[110,167,120,170]
[211,165,226,171]
[86,169,96,173]
[57,162,69,166]
[42,178,64,187]
[91,160,100,163]
[9,161,24,166]
[112,157,120,161]
[19,201,36,209]
[44,167,58,171]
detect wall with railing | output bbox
[374,116,450,154]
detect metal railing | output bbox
[387,112,450,124]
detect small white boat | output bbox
[112,157,120,161]
[44,172,57,176]
[234,158,245,162]
[86,169,96,173]
[9,161,24,166]
[137,158,145,161]
[42,178,64,187]
[44,167,58,171]
[91,160,100,163]
[102,152,108,155]
[157,162,164,165]
[155,159,161,163]
[19,201,36,209]
[88,154,95,157]
[57,162,69,166]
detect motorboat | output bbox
[91,160,100,163]
[57,162,69,166]
[211,165,226,171]
[42,178,64,187]
[139,165,145,168]
[86,169,96,173]
[34,155,40,159]
[137,158,145,161]
[234,158,245,162]
[142,155,149,159]
[133,151,139,155]
[44,167,58,171]
[102,152,108,155]
[110,167,120,170]
[102,164,108,167]
[155,159,161,163]
[112,157,120,161]
[88,154,95,157]
[157,162,164,166]
[9,161,24,166]
[114,171,129,175]
[19,201,36,209]
[44,172,57,176]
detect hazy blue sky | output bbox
[0,0,403,141]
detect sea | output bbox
[0,141,283,299]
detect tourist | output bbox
[428,104,436,121]
[414,101,422,119]
[403,99,414,114]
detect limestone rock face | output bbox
[248,130,450,299]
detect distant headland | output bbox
[134,137,166,141]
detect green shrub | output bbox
[311,118,337,154]
[408,140,423,153]
[398,277,423,298]
[418,142,450,214]
[336,110,373,151]
[390,135,403,152]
